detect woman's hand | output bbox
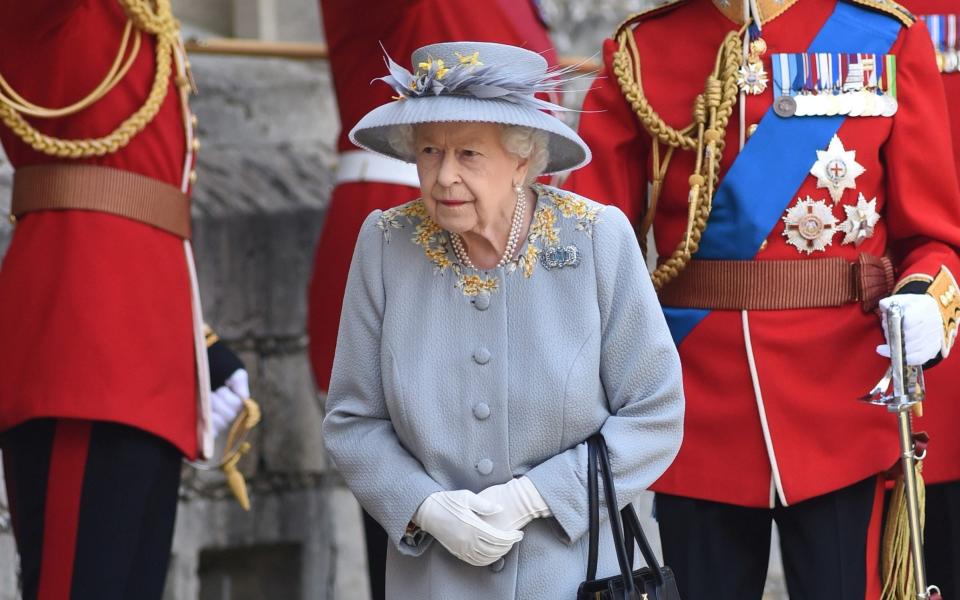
[412,490,523,566]
[477,477,552,531]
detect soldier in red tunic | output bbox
[308,2,555,598]
[0,2,247,598]
[566,0,960,597]
[894,6,960,597]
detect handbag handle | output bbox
[621,490,668,588]
[585,434,637,599]
[586,434,670,597]
[587,435,600,580]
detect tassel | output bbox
[880,462,925,600]
[220,398,262,511]
[223,447,251,511]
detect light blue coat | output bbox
[322,184,684,599]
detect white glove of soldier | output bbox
[412,490,524,566]
[477,476,552,531]
[877,295,944,366]
[210,368,249,436]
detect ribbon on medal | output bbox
[771,51,898,118]
[920,14,960,73]
[663,2,903,345]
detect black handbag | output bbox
[576,434,681,600]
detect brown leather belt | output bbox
[657,253,895,312]
[11,164,191,239]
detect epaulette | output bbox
[614,0,689,37]
[843,0,915,27]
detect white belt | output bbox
[336,149,420,188]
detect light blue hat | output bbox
[349,41,592,174]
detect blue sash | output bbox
[663,2,902,345]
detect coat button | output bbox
[473,402,490,420]
[477,459,493,475]
[473,347,491,365]
[490,557,505,572]
[473,290,491,311]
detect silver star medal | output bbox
[809,135,866,204]
[839,193,880,247]
[782,196,838,254]
[738,61,768,95]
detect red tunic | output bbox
[307,0,556,392]
[0,1,197,457]
[898,0,960,486]
[566,0,960,507]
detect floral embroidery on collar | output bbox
[539,185,602,236]
[515,185,602,279]
[378,200,497,295]
[376,185,602,296]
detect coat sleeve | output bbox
[322,210,444,556]
[884,20,960,287]
[524,205,684,544]
[563,37,651,223]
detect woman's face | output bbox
[413,122,529,235]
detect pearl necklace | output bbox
[451,186,527,270]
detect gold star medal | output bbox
[839,193,881,247]
[782,197,838,254]
[810,135,866,204]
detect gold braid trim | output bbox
[612,24,745,290]
[0,0,184,159]
[846,0,915,27]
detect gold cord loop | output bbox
[613,26,746,290]
[0,0,186,159]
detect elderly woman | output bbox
[322,41,684,599]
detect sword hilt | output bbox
[860,302,926,409]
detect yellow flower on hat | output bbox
[418,57,448,79]
[455,51,483,67]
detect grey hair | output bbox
[388,123,550,184]
[501,125,549,185]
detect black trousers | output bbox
[657,476,881,600]
[1,418,182,600]
[925,480,960,599]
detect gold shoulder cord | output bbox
[0,0,186,158]
[612,22,746,290]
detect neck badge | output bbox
[738,37,769,95]
[839,193,880,247]
[782,196,838,254]
[810,135,865,204]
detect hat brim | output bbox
[348,96,592,174]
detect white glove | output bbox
[477,476,552,531]
[412,490,524,566]
[877,295,944,366]
[210,368,249,436]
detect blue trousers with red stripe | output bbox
[1,419,181,600]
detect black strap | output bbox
[587,436,600,581]
[585,434,668,598]
[586,434,635,599]
[622,502,667,587]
